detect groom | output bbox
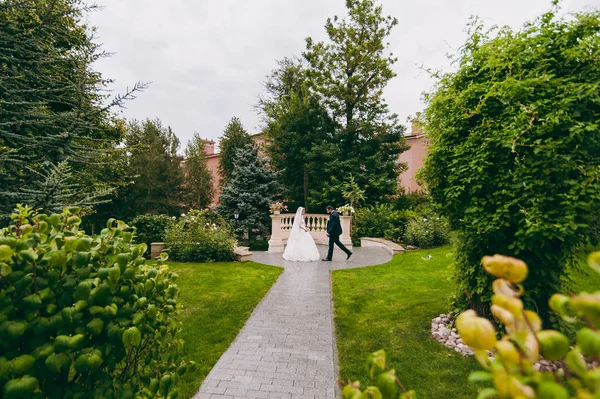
[322,205,352,261]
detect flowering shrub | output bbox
[337,204,355,215]
[403,215,450,249]
[269,201,288,213]
[0,205,193,399]
[130,214,174,258]
[164,209,236,262]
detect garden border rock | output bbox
[431,313,561,372]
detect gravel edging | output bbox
[431,313,474,356]
[430,313,562,372]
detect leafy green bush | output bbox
[165,209,236,262]
[421,7,600,320]
[130,214,174,258]
[351,204,416,246]
[0,205,193,399]
[393,192,430,212]
[249,240,269,252]
[403,216,450,249]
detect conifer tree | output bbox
[0,0,145,219]
[183,133,214,209]
[111,119,185,220]
[218,117,252,185]
[217,144,282,243]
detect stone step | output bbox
[360,237,405,255]
[234,246,253,262]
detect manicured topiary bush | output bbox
[0,205,193,399]
[421,6,600,320]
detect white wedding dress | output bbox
[283,207,321,262]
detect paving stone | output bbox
[246,390,270,398]
[193,246,391,399]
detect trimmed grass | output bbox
[564,252,600,294]
[332,246,600,398]
[332,246,480,398]
[169,261,283,399]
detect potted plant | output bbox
[338,204,355,216]
[269,201,288,215]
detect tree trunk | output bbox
[303,165,309,210]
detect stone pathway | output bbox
[193,246,392,399]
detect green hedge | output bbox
[130,214,174,258]
[351,205,416,246]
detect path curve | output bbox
[194,246,392,399]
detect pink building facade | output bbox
[203,126,428,205]
[203,139,221,204]
[398,121,429,193]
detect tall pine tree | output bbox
[183,133,214,209]
[0,0,145,219]
[303,0,409,205]
[108,119,184,220]
[217,144,282,243]
[18,161,114,214]
[218,117,252,186]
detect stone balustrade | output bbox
[268,213,353,253]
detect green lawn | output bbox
[332,246,600,398]
[332,246,480,398]
[169,261,283,399]
[564,251,600,294]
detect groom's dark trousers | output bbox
[326,210,351,260]
[327,234,351,260]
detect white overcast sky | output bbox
[88,0,599,148]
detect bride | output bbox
[283,207,321,262]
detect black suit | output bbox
[326,211,351,260]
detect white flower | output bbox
[171,216,176,220]
[181,213,186,217]
[423,218,428,222]
[212,223,216,227]
[206,223,209,226]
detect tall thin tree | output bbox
[259,57,335,210]
[183,133,214,209]
[303,0,409,205]
[218,117,252,186]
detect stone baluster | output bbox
[340,215,353,247]
[268,213,353,253]
[268,214,285,253]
